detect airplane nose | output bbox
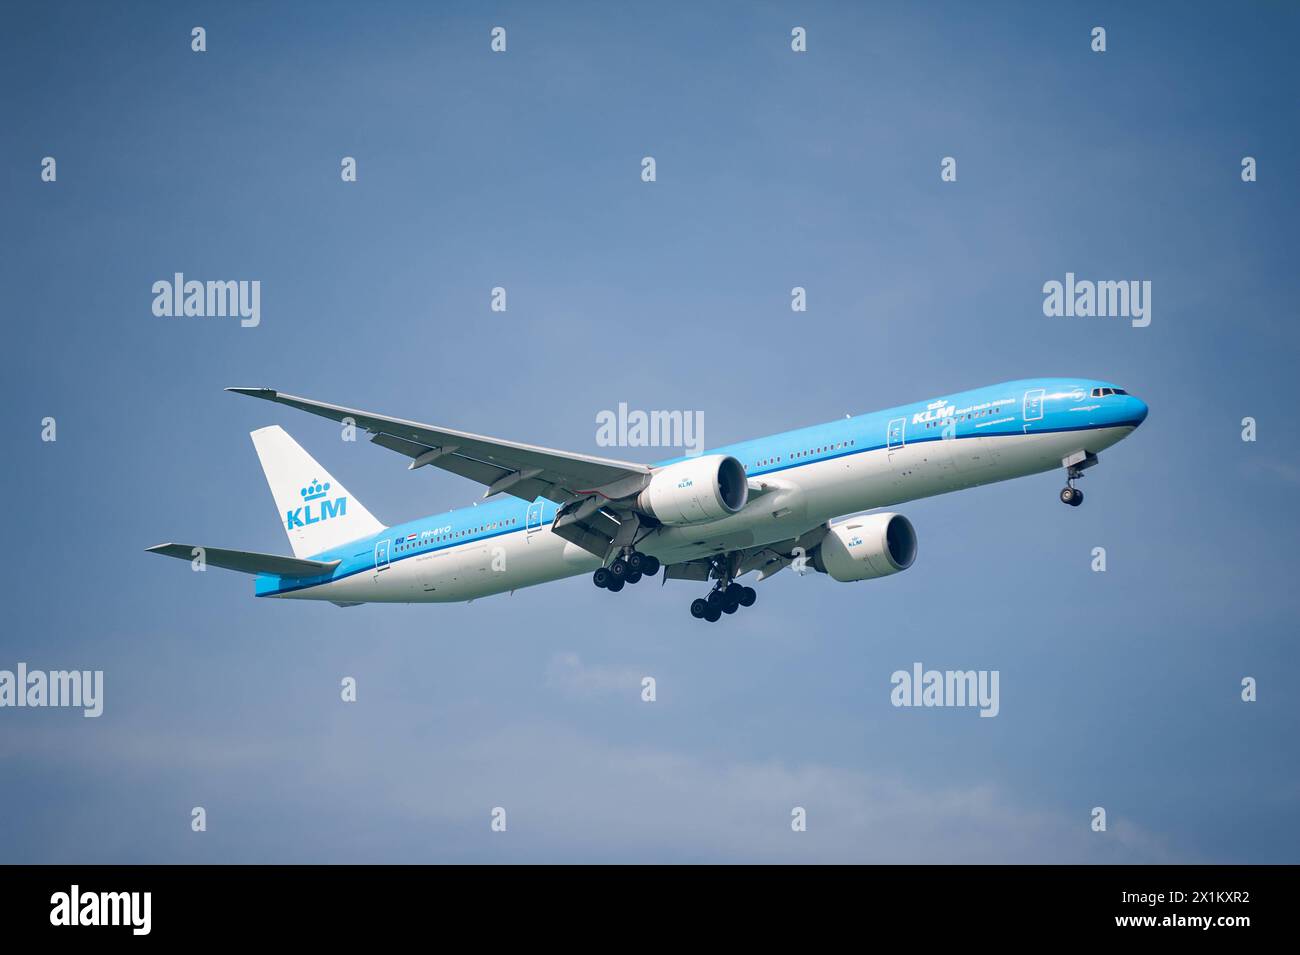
[1129,395,1149,426]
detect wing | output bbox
[227,388,651,505]
[146,543,340,578]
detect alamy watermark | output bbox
[596,403,704,456]
[50,885,150,935]
[152,273,260,327]
[890,662,999,718]
[1042,272,1150,327]
[0,663,103,717]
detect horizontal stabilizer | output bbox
[146,543,340,578]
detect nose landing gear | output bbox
[1059,450,1099,507]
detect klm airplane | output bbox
[148,379,1147,622]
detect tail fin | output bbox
[250,426,385,557]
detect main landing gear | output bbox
[689,581,756,623]
[592,550,660,593]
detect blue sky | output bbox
[1,0,1297,862]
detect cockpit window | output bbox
[1091,387,1128,397]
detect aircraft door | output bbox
[1022,388,1046,428]
[374,538,391,573]
[525,499,544,540]
[886,417,906,450]
[885,416,912,494]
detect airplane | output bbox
[148,378,1148,622]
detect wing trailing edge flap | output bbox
[549,508,622,559]
[369,433,560,504]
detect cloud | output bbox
[1,720,1182,863]
[1248,458,1300,487]
[384,723,1182,863]
[544,652,646,698]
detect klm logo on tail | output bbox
[287,478,347,529]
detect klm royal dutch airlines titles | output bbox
[149,379,1148,622]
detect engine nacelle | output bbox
[813,513,917,582]
[636,455,749,525]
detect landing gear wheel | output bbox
[625,570,643,585]
[1059,457,1092,507]
[738,586,756,607]
[725,582,744,601]
[626,552,644,574]
[706,590,724,610]
[690,598,708,619]
[606,577,624,593]
[723,601,739,614]
[609,558,628,579]
[704,606,722,622]
[641,555,660,577]
[593,567,611,589]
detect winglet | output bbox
[226,387,278,398]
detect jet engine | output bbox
[636,455,749,525]
[812,513,917,582]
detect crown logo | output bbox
[301,478,331,501]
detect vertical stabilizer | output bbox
[249,426,385,557]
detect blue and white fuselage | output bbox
[181,378,1147,606]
